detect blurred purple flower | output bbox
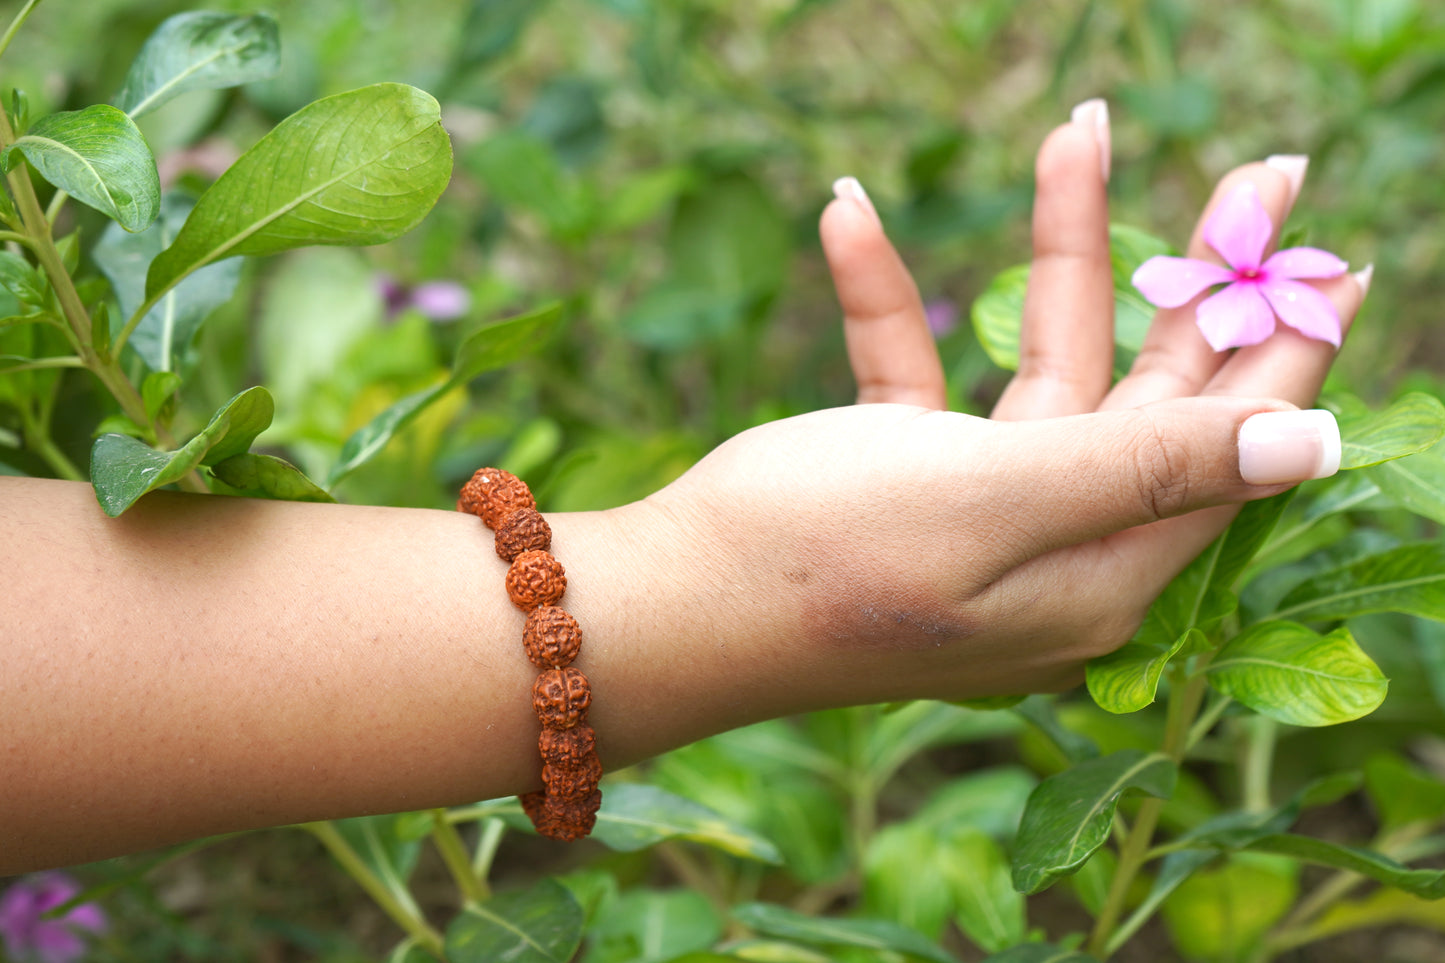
[375,274,472,322]
[0,873,108,963]
[924,298,958,337]
[1132,184,1347,351]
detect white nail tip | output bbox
[1264,154,1309,203]
[1352,263,1374,298]
[1070,98,1111,182]
[832,176,882,227]
[1239,409,1341,486]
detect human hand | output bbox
[642,103,1368,702]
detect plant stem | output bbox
[303,821,446,959]
[429,809,489,905]
[471,817,505,879]
[1240,715,1278,813]
[20,405,81,480]
[1088,669,1210,958]
[1184,692,1233,753]
[0,0,43,62]
[44,188,67,225]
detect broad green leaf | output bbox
[1272,542,1445,623]
[1012,750,1176,894]
[970,263,1027,371]
[1012,696,1100,763]
[446,879,583,963]
[1086,628,1199,714]
[3,105,159,232]
[587,783,782,862]
[945,828,1026,953]
[980,945,1099,963]
[583,888,721,963]
[140,370,180,422]
[1207,622,1387,726]
[89,386,273,516]
[1160,854,1298,961]
[1338,392,1445,469]
[1104,850,1216,956]
[1368,447,1445,527]
[328,302,563,485]
[1364,753,1445,834]
[209,453,335,503]
[93,194,241,371]
[912,766,1039,839]
[732,902,959,963]
[1246,833,1445,898]
[0,251,45,305]
[113,12,281,119]
[146,83,452,300]
[863,821,954,940]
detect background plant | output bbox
[4,1,1445,961]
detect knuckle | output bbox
[1127,410,1192,520]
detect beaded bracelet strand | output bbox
[457,467,601,841]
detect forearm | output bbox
[0,478,813,872]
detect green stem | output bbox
[471,818,505,879]
[0,0,43,62]
[429,809,489,904]
[1184,692,1233,753]
[303,821,446,959]
[1089,669,1210,958]
[20,404,81,480]
[3,355,84,372]
[1240,716,1278,813]
[0,230,30,245]
[44,188,67,225]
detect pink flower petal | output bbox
[1195,281,1277,351]
[1203,184,1273,272]
[1261,278,1342,347]
[1262,246,1349,280]
[1132,256,1235,308]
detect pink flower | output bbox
[1132,184,1348,351]
[0,874,108,963]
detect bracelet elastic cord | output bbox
[458,468,601,841]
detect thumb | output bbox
[979,397,1340,554]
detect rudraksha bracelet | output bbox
[458,467,601,841]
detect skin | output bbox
[0,114,1366,873]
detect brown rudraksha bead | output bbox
[539,724,596,768]
[495,507,552,562]
[522,605,582,668]
[543,753,603,799]
[457,467,536,528]
[532,666,591,729]
[520,788,600,842]
[506,550,566,610]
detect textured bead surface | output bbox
[457,468,535,528]
[539,724,596,768]
[520,788,601,841]
[506,550,566,611]
[532,666,592,729]
[543,752,603,798]
[495,507,552,561]
[523,605,582,668]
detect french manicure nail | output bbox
[1264,154,1309,206]
[1352,263,1374,298]
[832,176,882,228]
[1238,409,1341,486]
[1070,98,1111,182]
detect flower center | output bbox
[1239,267,1261,280]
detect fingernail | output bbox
[1264,154,1309,206]
[832,176,882,228]
[1070,98,1111,182]
[1239,409,1341,485]
[1352,262,1374,299]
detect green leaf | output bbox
[89,386,273,516]
[328,302,563,485]
[1367,447,1445,527]
[93,194,241,371]
[864,822,957,940]
[1207,622,1387,726]
[4,105,159,232]
[453,0,550,72]
[1364,753,1445,834]
[1103,850,1216,956]
[1245,834,1445,898]
[589,783,783,862]
[1012,750,1176,894]
[1086,628,1200,714]
[145,83,452,300]
[446,879,583,963]
[0,250,45,305]
[583,888,721,963]
[1338,392,1445,469]
[980,946,1099,963]
[970,263,1027,371]
[209,453,335,503]
[946,828,1026,953]
[1012,696,1100,763]
[1272,542,1445,623]
[140,370,180,422]
[732,902,959,963]
[466,129,592,238]
[113,12,281,119]
[1160,854,1298,960]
